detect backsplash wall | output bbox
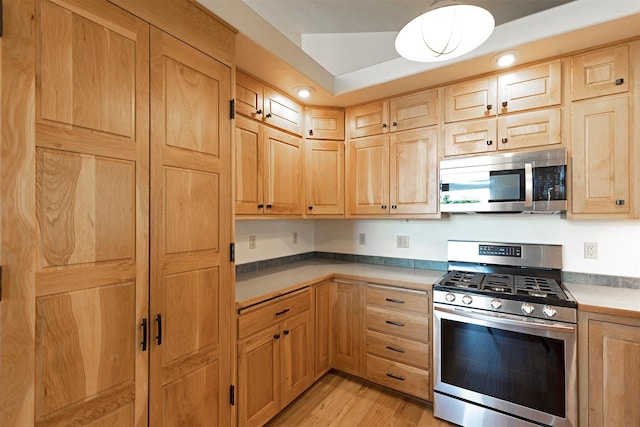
[236,216,640,278]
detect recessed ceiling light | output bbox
[496,51,518,67]
[295,86,314,98]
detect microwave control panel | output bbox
[533,166,566,201]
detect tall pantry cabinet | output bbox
[0,0,235,425]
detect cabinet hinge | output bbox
[230,99,235,119]
[230,384,235,406]
[230,243,235,263]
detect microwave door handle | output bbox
[525,163,533,208]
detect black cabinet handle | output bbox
[486,104,492,111]
[391,205,397,209]
[275,308,290,316]
[392,121,397,127]
[274,333,280,340]
[386,373,405,381]
[615,78,624,85]
[266,113,272,118]
[155,314,162,346]
[266,204,273,209]
[386,320,405,327]
[283,330,290,335]
[381,205,387,209]
[486,140,493,145]
[309,129,313,136]
[386,346,405,354]
[501,138,508,143]
[141,318,148,352]
[258,204,264,208]
[502,101,508,108]
[308,206,313,210]
[616,200,625,205]
[256,109,262,114]
[382,123,387,128]
[385,298,404,304]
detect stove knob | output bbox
[445,293,456,302]
[521,302,535,315]
[543,305,557,318]
[490,299,502,309]
[462,295,473,305]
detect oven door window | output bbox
[489,169,525,202]
[441,319,565,417]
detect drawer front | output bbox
[367,330,429,369]
[366,354,430,400]
[366,284,429,314]
[238,289,311,339]
[366,306,429,343]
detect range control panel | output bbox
[478,244,522,258]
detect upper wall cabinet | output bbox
[348,89,438,138]
[444,61,562,123]
[236,70,304,136]
[305,107,345,140]
[571,44,629,101]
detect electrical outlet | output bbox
[584,242,597,259]
[249,235,256,250]
[293,232,298,244]
[359,233,366,245]
[397,235,410,248]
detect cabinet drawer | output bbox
[366,306,429,343]
[238,289,311,339]
[367,330,429,369]
[366,354,430,400]
[366,284,429,314]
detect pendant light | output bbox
[395,1,495,62]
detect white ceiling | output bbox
[198,0,640,106]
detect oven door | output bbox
[433,303,577,427]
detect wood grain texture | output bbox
[348,101,389,138]
[305,140,344,216]
[347,135,389,215]
[333,281,365,376]
[314,282,334,378]
[263,126,303,215]
[571,44,629,101]
[389,89,439,132]
[305,107,345,140]
[0,1,38,425]
[266,371,454,427]
[497,108,562,150]
[234,116,264,215]
[444,77,497,123]
[497,60,562,113]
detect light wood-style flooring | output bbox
[266,371,456,427]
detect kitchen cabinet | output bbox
[237,288,314,427]
[6,0,235,426]
[333,279,366,376]
[305,107,345,140]
[305,140,345,216]
[347,127,439,216]
[571,44,629,101]
[314,281,334,378]
[365,284,432,401]
[347,90,438,138]
[235,116,304,216]
[236,70,304,136]
[570,94,631,217]
[578,311,640,427]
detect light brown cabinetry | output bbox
[236,70,304,136]
[305,140,345,216]
[314,281,334,378]
[444,61,562,156]
[333,279,366,376]
[578,311,640,427]
[365,284,432,401]
[347,128,439,216]
[305,107,345,140]
[235,116,304,216]
[348,90,438,138]
[571,44,629,100]
[237,289,314,427]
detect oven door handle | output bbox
[525,163,533,208]
[434,304,576,333]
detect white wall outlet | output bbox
[359,233,366,245]
[584,242,597,259]
[293,232,298,244]
[249,235,257,250]
[397,235,410,248]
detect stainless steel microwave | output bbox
[439,148,567,213]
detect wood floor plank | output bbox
[266,371,456,427]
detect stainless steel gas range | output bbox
[433,241,577,427]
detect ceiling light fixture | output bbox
[496,51,517,67]
[295,86,314,98]
[395,1,495,63]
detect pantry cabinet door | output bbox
[150,28,232,427]
[33,1,149,425]
[263,127,304,215]
[347,135,389,215]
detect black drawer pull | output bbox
[275,308,290,316]
[274,333,280,340]
[155,314,162,346]
[615,78,624,85]
[141,318,148,352]
[283,329,289,335]
[386,373,405,381]
[385,298,405,304]
[386,320,405,327]
[386,346,405,354]
[616,199,625,205]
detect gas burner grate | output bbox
[514,276,566,300]
[481,274,514,293]
[439,271,482,289]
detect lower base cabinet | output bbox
[578,311,640,427]
[237,289,314,427]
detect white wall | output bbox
[236,216,640,278]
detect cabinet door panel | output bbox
[34,1,149,424]
[444,78,497,123]
[306,141,344,215]
[498,61,561,113]
[264,87,303,136]
[349,102,388,138]
[389,128,438,214]
[444,119,497,156]
[314,283,334,377]
[347,135,389,214]
[264,127,303,215]
[497,108,561,151]
[305,108,345,140]
[333,282,364,375]
[389,90,438,132]
[236,70,264,120]
[235,116,264,215]
[150,28,232,427]
[571,95,629,215]
[281,311,314,407]
[572,45,629,101]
